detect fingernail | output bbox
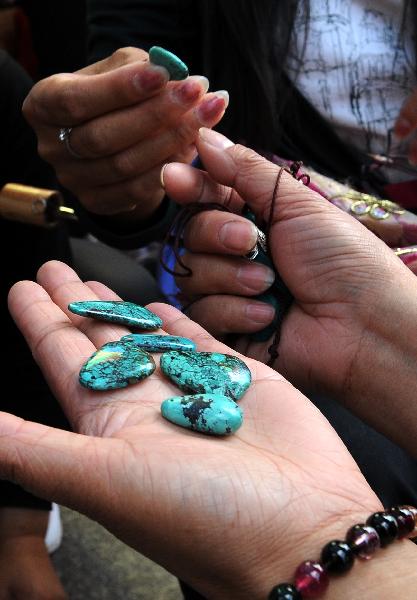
[199,127,234,149]
[219,220,258,251]
[245,302,276,324]
[172,76,209,104]
[237,264,275,292]
[134,65,169,93]
[196,91,229,124]
[394,117,412,138]
[160,163,169,189]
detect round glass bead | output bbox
[366,512,399,547]
[294,561,329,598]
[389,506,416,538]
[320,540,354,574]
[268,583,302,600]
[346,524,380,559]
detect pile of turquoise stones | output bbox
[69,301,252,436]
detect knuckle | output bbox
[80,125,108,157]
[110,46,146,66]
[109,150,137,179]
[51,76,85,122]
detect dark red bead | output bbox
[389,506,416,538]
[346,524,380,559]
[366,512,398,547]
[294,561,329,598]
[268,583,302,600]
[320,540,354,574]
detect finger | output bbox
[78,143,197,215]
[55,93,228,194]
[0,412,128,528]
[150,297,275,345]
[76,46,148,75]
[161,162,244,213]
[65,76,210,159]
[183,210,258,255]
[35,261,135,347]
[23,61,170,128]
[175,253,275,296]
[394,88,417,139]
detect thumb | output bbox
[0,412,114,517]
[195,128,326,225]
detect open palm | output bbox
[3,261,379,599]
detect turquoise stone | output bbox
[68,301,162,330]
[79,341,155,390]
[160,351,251,401]
[149,46,189,80]
[121,334,196,352]
[161,393,243,435]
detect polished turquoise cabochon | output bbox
[79,341,155,390]
[68,301,162,330]
[160,351,251,401]
[161,393,243,435]
[121,334,196,352]
[149,46,189,80]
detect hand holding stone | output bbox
[162,129,417,458]
[3,260,379,599]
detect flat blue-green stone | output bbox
[160,351,251,401]
[79,341,155,390]
[68,301,162,330]
[161,393,243,435]
[149,46,189,80]
[121,334,196,352]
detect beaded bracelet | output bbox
[268,505,417,599]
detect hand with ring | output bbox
[162,128,417,459]
[23,47,228,220]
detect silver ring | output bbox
[58,127,83,159]
[245,226,267,260]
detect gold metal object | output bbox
[0,183,76,227]
[394,246,417,257]
[329,190,405,220]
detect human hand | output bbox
[162,128,417,456]
[0,508,67,600]
[23,47,228,220]
[3,260,381,599]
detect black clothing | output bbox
[0,50,70,509]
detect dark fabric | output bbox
[0,50,70,509]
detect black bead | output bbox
[366,512,399,547]
[389,506,415,538]
[268,583,302,600]
[320,540,354,574]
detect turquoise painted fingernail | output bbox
[149,46,189,81]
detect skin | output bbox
[0,259,386,599]
[0,508,67,600]
[23,47,228,220]
[394,90,417,165]
[163,128,417,459]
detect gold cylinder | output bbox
[0,183,62,227]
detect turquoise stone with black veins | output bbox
[121,334,196,352]
[68,301,162,330]
[149,46,189,80]
[160,351,251,401]
[79,341,155,390]
[161,393,243,435]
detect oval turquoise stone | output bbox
[149,46,189,80]
[121,334,196,352]
[161,393,243,435]
[79,341,155,390]
[160,351,251,401]
[68,301,162,330]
